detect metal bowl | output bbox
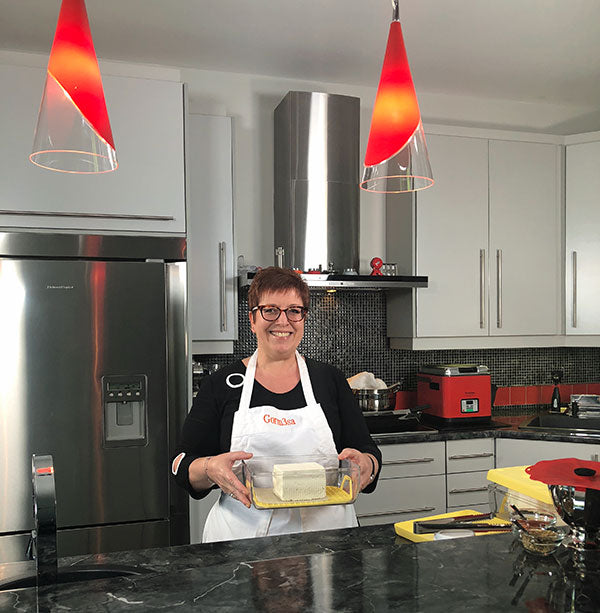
[550,484,600,550]
[351,382,403,412]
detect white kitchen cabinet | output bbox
[496,439,600,468]
[355,442,446,526]
[386,131,562,349]
[355,475,446,526]
[565,140,600,334]
[0,64,185,234]
[446,471,490,509]
[445,439,495,509]
[187,114,237,353]
[488,140,561,336]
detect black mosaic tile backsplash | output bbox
[196,290,600,390]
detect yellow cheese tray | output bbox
[394,509,511,543]
[242,455,360,510]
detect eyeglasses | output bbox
[251,305,308,322]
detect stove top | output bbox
[363,411,510,435]
[363,413,438,435]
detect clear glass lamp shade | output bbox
[360,120,433,193]
[30,72,117,173]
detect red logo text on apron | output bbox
[263,414,296,426]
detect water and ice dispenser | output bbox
[102,375,147,446]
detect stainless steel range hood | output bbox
[272,91,427,291]
[240,271,427,291]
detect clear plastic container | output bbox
[242,455,360,510]
[488,483,556,521]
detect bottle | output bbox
[550,370,563,412]
[551,385,561,412]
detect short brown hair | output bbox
[248,267,310,311]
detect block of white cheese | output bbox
[272,462,326,502]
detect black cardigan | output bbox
[172,358,382,499]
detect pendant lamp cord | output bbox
[391,0,400,22]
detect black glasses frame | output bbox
[251,305,308,322]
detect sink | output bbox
[0,565,150,591]
[519,414,600,435]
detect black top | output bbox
[173,358,382,499]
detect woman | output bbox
[172,267,382,542]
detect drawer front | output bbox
[446,470,490,508]
[355,475,446,524]
[446,439,495,474]
[381,442,445,478]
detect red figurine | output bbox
[370,257,383,276]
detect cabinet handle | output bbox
[479,249,486,329]
[572,251,578,328]
[448,486,489,494]
[0,209,175,221]
[219,241,227,332]
[448,453,494,460]
[358,507,435,518]
[496,248,502,328]
[384,458,435,465]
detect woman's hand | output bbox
[190,451,253,508]
[338,448,378,491]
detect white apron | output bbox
[202,350,358,543]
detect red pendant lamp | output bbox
[30,0,117,173]
[360,1,433,193]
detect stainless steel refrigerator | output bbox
[0,232,189,563]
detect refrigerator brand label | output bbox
[46,284,74,290]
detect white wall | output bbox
[2,49,596,272]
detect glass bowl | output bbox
[512,511,569,556]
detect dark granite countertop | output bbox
[371,416,600,445]
[1,525,599,611]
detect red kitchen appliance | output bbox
[417,364,492,424]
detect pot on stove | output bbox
[352,382,403,412]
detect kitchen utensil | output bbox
[527,458,600,550]
[352,381,403,412]
[417,364,492,424]
[414,521,511,534]
[242,456,359,510]
[394,509,512,542]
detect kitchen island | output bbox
[1,524,598,612]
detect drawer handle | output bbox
[358,507,435,518]
[448,453,494,460]
[448,487,489,494]
[0,209,175,221]
[385,458,435,465]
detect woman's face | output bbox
[249,289,306,360]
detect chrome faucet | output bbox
[31,454,58,586]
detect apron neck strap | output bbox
[239,350,317,412]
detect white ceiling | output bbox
[1,0,599,109]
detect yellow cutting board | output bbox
[394,509,511,543]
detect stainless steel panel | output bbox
[0,259,169,534]
[166,262,190,546]
[0,231,186,261]
[57,520,170,558]
[0,521,170,564]
[274,91,360,273]
[0,534,33,565]
[289,180,359,272]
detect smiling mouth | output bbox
[270,331,292,337]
